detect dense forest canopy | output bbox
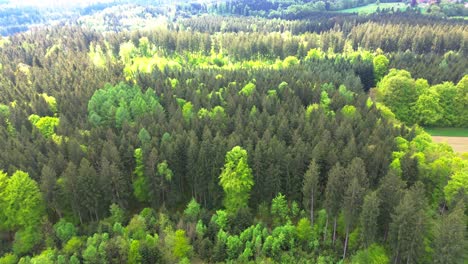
[0,3,467,264]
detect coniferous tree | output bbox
[302,159,320,226]
[360,191,381,248]
[433,200,467,264]
[389,182,428,264]
[325,162,346,245]
[343,158,368,259]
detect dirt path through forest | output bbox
[432,136,468,153]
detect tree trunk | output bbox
[394,243,400,264]
[343,225,349,260]
[310,191,314,226]
[323,216,328,242]
[332,216,337,245]
[78,211,83,225]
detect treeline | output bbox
[175,14,357,35]
[375,69,468,127]
[208,0,403,17]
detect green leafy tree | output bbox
[13,227,42,255]
[184,198,201,222]
[219,146,254,214]
[109,203,125,225]
[352,243,389,264]
[133,148,149,203]
[296,218,313,248]
[454,75,468,127]
[128,240,142,264]
[434,82,457,126]
[0,171,8,230]
[444,168,468,203]
[182,102,194,123]
[373,54,389,83]
[0,253,18,264]
[376,69,420,124]
[271,193,289,226]
[3,171,45,231]
[53,219,77,243]
[239,82,256,96]
[414,89,443,126]
[226,235,242,260]
[173,230,192,260]
[29,115,59,138]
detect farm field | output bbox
[427,128,468,153]
[337,2,408,14]
[432,136,468,154]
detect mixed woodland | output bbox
[0,9,466,264]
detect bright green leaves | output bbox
[239,82,256,96]
[128,240,142,264]
[88,43,107,68]
[341,105,357,119]
[41,93,58,114]
[296,218,313,245]
[0,171,8,229]
[376,69,419,124]
[173,230,192,260]
[351,243,389,264]
[119,41,138,65]
[29,115,59,138]
[184,198,201,222]
[198,106,226,120]
[283,56,299,67]
[455,75,468,127]
[271,193,290,226]
[414,89,443,126]
[133,148,149,203]
[2,171,45,230]
[444,167,468,203]
[0,171,45,254]
[29,94,60,138]
[433,82,458,127]
[372,54,389,84]
[88,82,162,128]
[219,146,254,214]
[157,161,173,182]
[306,48,325,61]
[182,101,193,123]
[376,71,468,127]
[119,38,181,81]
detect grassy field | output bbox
[425,128,468,137]
[432,136,468,153]
[337,2,408,14]
[449,16,468,20]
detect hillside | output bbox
[0,1,467,263]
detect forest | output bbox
[0,5,467,264]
